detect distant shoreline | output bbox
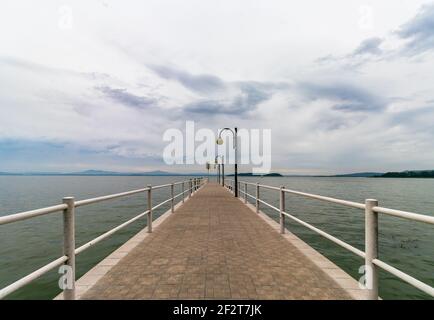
[1,170,434,178]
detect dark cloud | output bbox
[299,82,386,112]
[316,4,434,66]
[389,104,434,127]
[148,65,288,115]
[148,65,225,93]
[183,81,274,115]
[316,37,383,67]
[95,86,155,109]
[352,37,383,56]
[396,4,434,56]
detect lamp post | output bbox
[215,155,225,186]
[216,127,238,197]
[214,158,219,184]
[206,162,210,182]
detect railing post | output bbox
[244,183,247,203]
[256,183,260,213]
[365,199,379,300]
[280,186,285,234]
[147,185,152,233]
[182,181,185,203]
[189,179,192,197]
[238,181,241,198]
[171,183,175,212]
[62,197,76,300]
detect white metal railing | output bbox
[225,179,434,300]
[0,177,205,300]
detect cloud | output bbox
[95,85,156,109]
[318,4,434,66]
[298,82,386,112]
[2,1,434,174]
[148,65,225,93]
[352,37,383,56]
[0,56,111,80]
[183,81,285,116]
[395,3,434,56]
[147,65,287,116]
[389,104,434,131]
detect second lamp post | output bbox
[216,127,238,197]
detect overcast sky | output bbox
[1,0,434,174]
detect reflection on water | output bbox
[0,176,433,299]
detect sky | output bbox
[1,0,434,174]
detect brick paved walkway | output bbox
[82,183,352,299]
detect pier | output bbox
[1,178,433,300]
[76,183,359,300]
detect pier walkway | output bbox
[79,183,359,300]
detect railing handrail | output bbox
[0,177,205,299]
[0,180,194,226]
[225,178,434,299]
[230,179,434,224]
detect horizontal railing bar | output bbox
[257,198,280,212]
[152,183,172,190]
[0,256,68,299]
[372,206,434,225]
[244,181,258,186]
[75,187,149,207]
[246,193,256,200]
[281,211,365,258]
[76,185,197,255]
[1,180,194,223]
[232,179,365,209]
[372,259,434,297]
[0,204,68,226]
[75,210,149,255]
[283,188,365,209]
[76,184,198,255]
[238,180,434,224]
[173,191,185,199]
[227,179,256,187]
[151,197,172,211]
[258,184,281,191]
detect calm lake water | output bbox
[0,176,433,300]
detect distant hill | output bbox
[227,172,283,177]
[66,170,181,176]
[68,170,122,175]
[333,172,383,177]
[378,170,434,178]
[0,170,204,176]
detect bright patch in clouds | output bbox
[1,0,434,174]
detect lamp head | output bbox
[216,138,224,145]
